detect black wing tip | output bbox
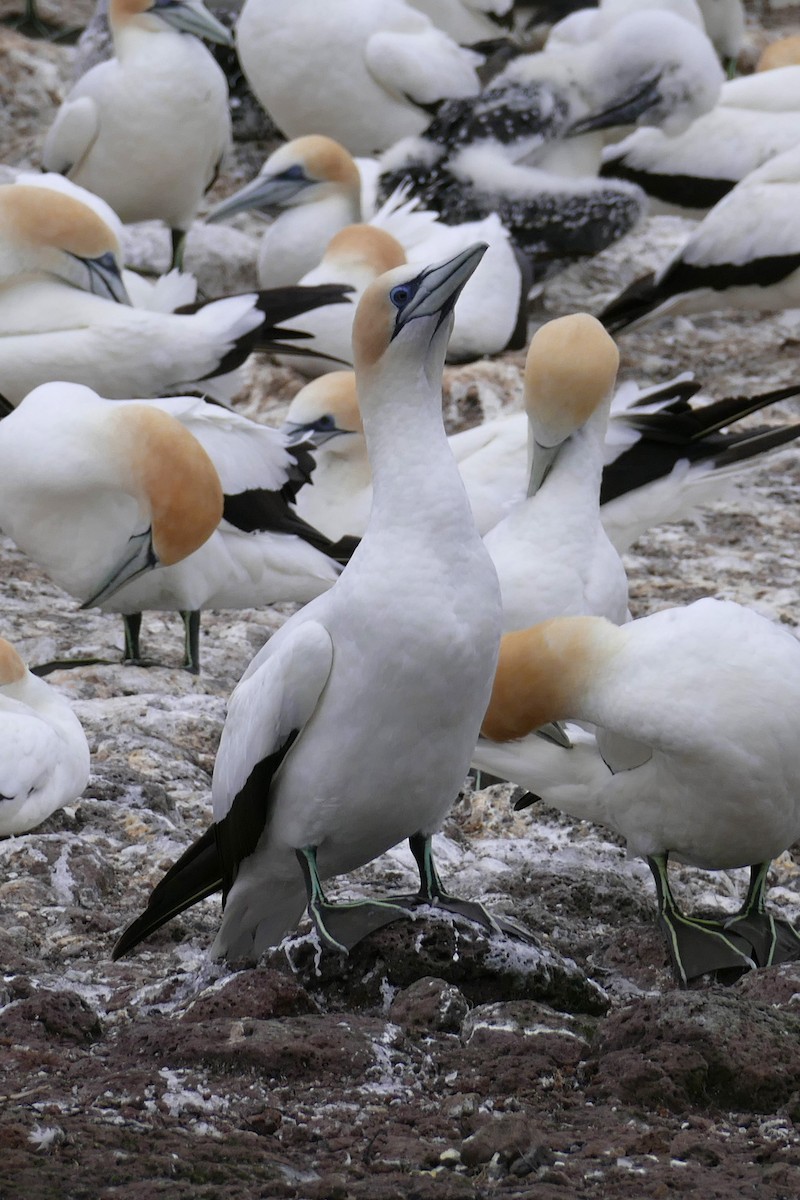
[599,272,659,333]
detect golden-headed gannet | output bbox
[235,0,482,156]
[482,314,629,633]
[600,143,800,334]
[0,177,353,404]
[475,598,800,984]
[0,384,358,673]
[284,368,800,550]
[758,36,800,74]
[207,135,530,358]
[0,637,90,837]
[42,0,233,267]
[600,66,800,217]
[407,0,513,43]
[112,243,522,962]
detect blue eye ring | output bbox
[279,164,306,182]
[390,283,415,309]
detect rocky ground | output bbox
[2,5,800,1199]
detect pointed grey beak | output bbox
[527,439,561,497]
[81,528,158,608]
[568,73,663,136]
[78,251,131,305]
[155,0,233,46]
[206,171,314,223]
[280,418,348,448]
[393,242,487,336]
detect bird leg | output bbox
[647,853,755,986]
[391,831,537,944]
[295,847,409,955]
[180,610,201,674]
[723,861,800,968]
[170,229,187,272]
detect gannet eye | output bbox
[389,282,417,309]
[279,165,306,181]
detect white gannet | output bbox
[112,244,518,962]
[284,368,800,548]
[0,384,358,673]
[475,599,800,984]
[600,66,800,217]
[600,143,800,334]
[0,177,353,404]
[206,135,530,359]
[42,0,232,268]
[482,314,630,633]
[235,0,483,156]
[0,638,90,837]
[407,0,513,43]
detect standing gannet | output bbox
[207,135,530,358]
[483,314,630,633]
[112,244,516,962]
[600,143,800,334]
[284,369,800,547]
[235,0,483,156]
[0,178,353,404]
[476,599,800,984]
[42,0,232,267]
[600,67,800,217]
[0,385,357,673]
[0,638,90,837]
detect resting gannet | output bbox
[42,0,233,267]
[0,638,90,837]
[235,0,482,155]
[407,0,513,43]
[112,244,520,962]
[0,384,357,674]
[0,177,353,404]
[476,599,800,984]
[600,143,800,334]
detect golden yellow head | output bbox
[0,184,120,261]
[322,224,406,275]
[0,637,26,686]
[757,36,800,71]
[525,313,619,445]
[272,135,361,190]
[288,371,363,435]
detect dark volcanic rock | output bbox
[389,976,469,1033]
[3,987,103,1045]
[180,966,318,1022]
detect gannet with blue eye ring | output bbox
[600,66,800,218]
[475,598,800,985]
[0,177,353,404]
[0,638,90,838]
[0,384,357,674]
[482,314,630,634]
[42,0,232,268]
[600,143,800,335]
[112,243,520,962]
[235,0,483,157]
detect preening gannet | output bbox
[235,0,482,155]
[0,177,353,404]
[482,314,630,633]
[207,135,530,359]
[112,244,518,962]
[600,67,800,217]
[0,384,358,673]
[42,0,232,267]
[0,638,90,837]
[600,143,800,334]
[476,599,800,984]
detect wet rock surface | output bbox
[2,4,800,1197]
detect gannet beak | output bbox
[77,250,131,305]
[392,242,487,337]
[155,0,234,47]
[527,439,561,497]
[81,528,158,608]
[280,417,347,448]
[206,170,314,222]
[567,74,663,135]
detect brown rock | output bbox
[389,976,469,1033]
[180,967,317,1022]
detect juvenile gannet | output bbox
[285,369,800,548]
[600,143,800,334]
[0,638,90,837]
[0,178,353,404]
[600,67,800,217]
[235,0,483,156]
[112,244,516,961]
[0,384,357,673]
[42,0,233,267]
[482,314,630,633]
[476,599,800,984]
[207,135,530,359]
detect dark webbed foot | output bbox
[297,847,410,954]
[723,862,800,968]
